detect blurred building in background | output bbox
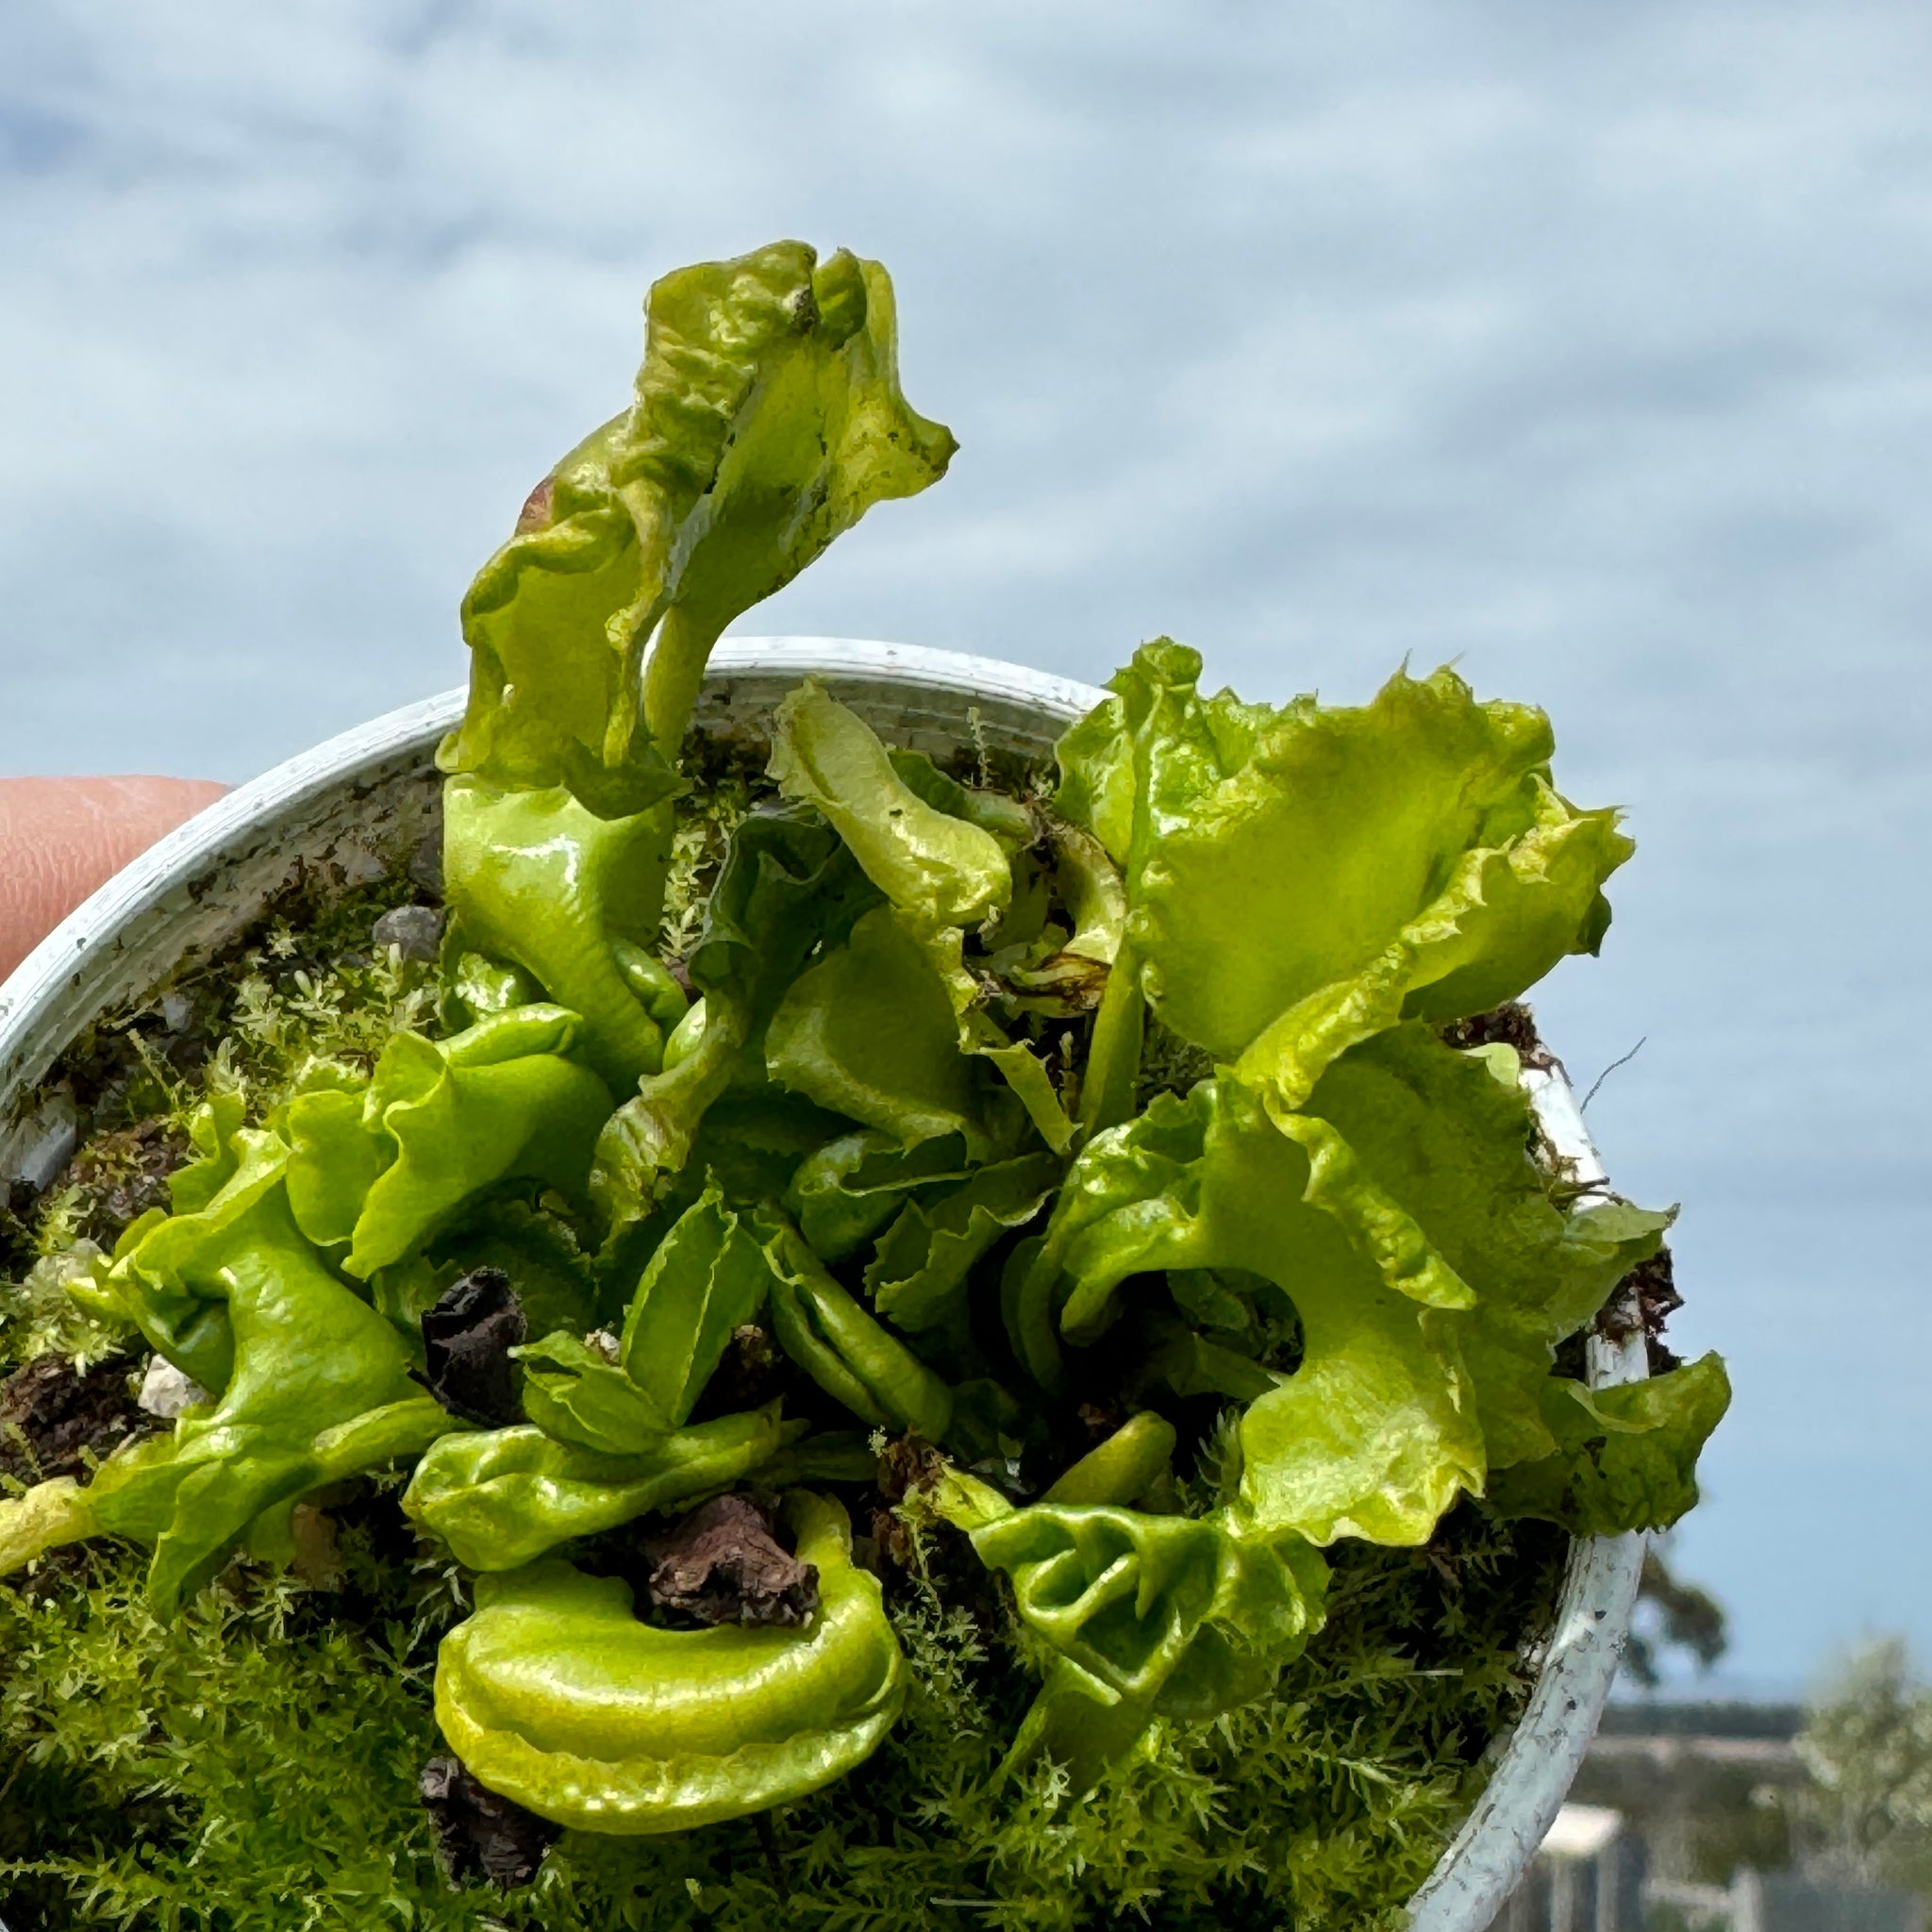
[1496,1703,1926,1931]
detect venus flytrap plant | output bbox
[0,237,1727,1929]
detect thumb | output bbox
[0,776,228,982]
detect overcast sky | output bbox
[3,1,1928,1693]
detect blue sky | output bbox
[2,1,1928,1693]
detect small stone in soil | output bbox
[418,1269,525,1428]
[420,1756,558,1890]
[139,1356,211,1420]
[3,1091,79,1195]
[408,836,443,897]
[371,904,446,961]
[644,1493,820,1627]
[0,1352,150,1485]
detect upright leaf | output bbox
[440,242,955,812]
[1054,643,1630,1114]
[617,1189,772,1427]
[754,1207,954,1441]
[770,680,1011,930]
[591,808,875,1235]
[441,777,685,1091]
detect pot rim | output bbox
[0,635,1643,1929]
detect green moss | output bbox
[0,1246,127,1373]
[660,770,757,962]
[209,932,440,1118]
[0,1494,1559,1930]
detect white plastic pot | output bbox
[0,639,1647,1929]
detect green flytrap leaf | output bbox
[756,1205,956,1441]
[513,1331,667,1457]
[1026,1074,1486,1546]
[285,1003,612,1278]
[930,1468,1328,1791]
[1054,641,1631,1116]
[439,778,687,1091]
[771,679,1012,931]
[865,1152,1060,1331]
[433,1492,905,1834]
[1486,1353,1732,1534]
[9,1107,453,1613]
[617,1187,771,1426]
[1298,1024,1672,1466]
[767,681,1078,1152]
[439,242,955,812]
[402,1405,800,1572]
[1017,1030,1668,1548]
[765,906,989,1147]
[591,805,876,1240]
[785,1127,977,1263]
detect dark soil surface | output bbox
[0,1352,151,1486]
[1437,1000,1556,1068]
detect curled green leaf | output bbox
[28,1123,449,1611]
[864,1152,1059,1332]
[434,1491,905,1832]
[755,1207,954,1441]
[1033,1076,1482,1547]
[770,679,1011,930]
[785,1128,975,1265]
[931,1470,1326,1790]
[288,1005,612,1280]
[1296,1024,1671,1468]
[1485,1354,1732,1535]
[1055,642,1630,1115]
[439,242,954,811]
[403,1404,799,1571]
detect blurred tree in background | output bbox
[1797,1639,1932,1899]
[1624,1542,1729,1690]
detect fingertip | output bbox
[0,776,230,980]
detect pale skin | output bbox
[0,778,225,981]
